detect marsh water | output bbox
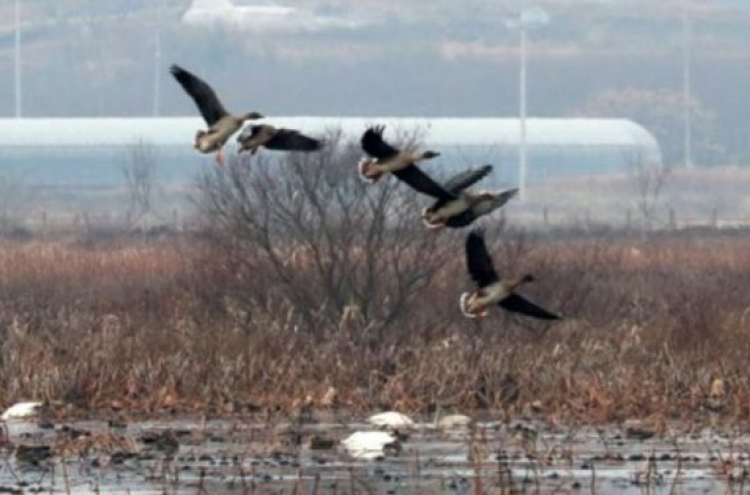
[1,412,747,494]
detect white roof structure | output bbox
[181,0,366,32]
[0,117,662,162]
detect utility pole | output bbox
[682,2,693,169]
[509,5,548,201]
[14,0,22,118]
[152,0,164,116]
[519,20,528,201]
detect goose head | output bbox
[241,111,265,122]
[508,273,535,291]
[418,150,441,160]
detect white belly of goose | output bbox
[431,197,471,221]
[460,282,509,317]
[378,154,412,173]
[197,134,222,152]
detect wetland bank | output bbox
[0,224,750,492]
[1,158,750,492]
[6,0,750,491]
[3,412,750,493]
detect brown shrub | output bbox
[0,227,745,424]
[0,134,749,423]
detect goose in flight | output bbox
[460,229,562,322]
[237,124,323,155]
[419,165,519,230]
[358,125,441,184]
[170,64,264,165]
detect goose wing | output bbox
[361,125,399,160]
[465,229,500,287]
[443,165,493,194]
[170,64,228,126]
[499,294,563,320]
[393,165,454,200]
[265,128,324,152]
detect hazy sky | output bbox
[2,0,750,162]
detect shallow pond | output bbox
[1,412,748,494]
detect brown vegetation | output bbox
[0,135,748,426]
[0,227,748,424]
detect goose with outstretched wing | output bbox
[460,229,562,322]
[358,125,442,189]
[170,64,264,165]
[419,165,519,230]
[237,124,324,155]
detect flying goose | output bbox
[237,124,323,155]
[460,229,562,322]
[170,64,264,165]
[419,165,519,230]
[358,125,441,185]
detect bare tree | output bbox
[574,87,725,166]
[628,151,671,237]
[194,130,453,341]
[120,139,159,230]
[0,174,34,239]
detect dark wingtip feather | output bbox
[360,126,379,145]
[169,64,186,76]
[474,164,493,181]
[465,228,486,259]
[306,137,325,151]
[467,227,485,242]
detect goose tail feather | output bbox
[459,292,477,319]
[358,157,377,184]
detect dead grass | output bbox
[0,232,748,425]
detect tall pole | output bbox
[152,0,163,116]
[518,22,528,201]
[682,3,693,169]
[14,0,22,118]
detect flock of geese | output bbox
[0,66,565,462]
[170,64,563,323]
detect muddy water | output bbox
[0,414,746,494]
